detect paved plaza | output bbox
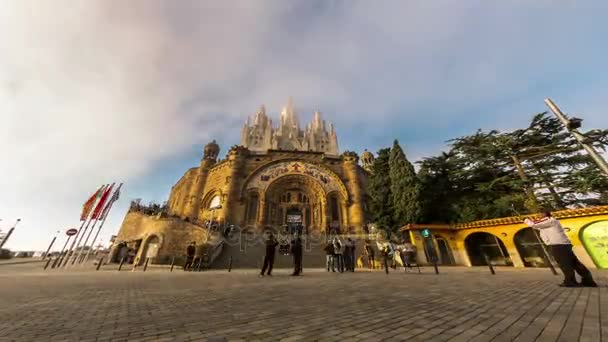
[1,264,607,342]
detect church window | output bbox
[298,193,303,203]
[330,195,339,221]
[247,194,259,223]
[287,192,291,202]
[209,195,221,209]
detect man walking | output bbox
[291,236,303,276]
[260,232,278,277]
[525,210,597,287]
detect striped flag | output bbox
[91,183,115,220]
[80,185,106,221]
[101,183,123,219]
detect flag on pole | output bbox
[101,183,123,220]
[80,185,106,221]
[91,183,115,220]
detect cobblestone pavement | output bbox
[1,265,607,342]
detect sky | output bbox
[1,1,608,251]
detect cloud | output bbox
[1,1,607,249]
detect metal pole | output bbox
[228,256,233,272]
[545,98,608,176]
[43,257,53,270]
[483,253,496,275]
[96,257,104,271]
[170,256,175,272]
[433,259,439,274]
[0,219,21,249]
[83,183,122,264]
[43,232,59,259]
[61,218,90,268]
[72,218,100,265]
[54,235,72,268]
[143,258,149,272]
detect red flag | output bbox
[80,185,106,221]
[91,183,114,220]
[100,183,123,219]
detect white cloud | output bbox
[1,1,607,250]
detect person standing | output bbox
[260,232,278,277]
[348,238,356,272]
[364,240,375,269]
[291,236,303,276]
[380,243,390,275]
[184,242,195,271]
[333,237,344,273]
[525,210,597,287]
[324,240,335,272]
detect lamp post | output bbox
[544,98,608,176]
[0,219,21,249]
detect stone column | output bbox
[342,152,365,232]
[183,142,218,220]
[257,198,267,228]
[223,146,248,227]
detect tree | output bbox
[367,148,394,234]
[389,140,422,227]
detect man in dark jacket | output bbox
[260,232,278,277]
[291,236,303,276]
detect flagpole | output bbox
[73,218,100,265]
[83,183,122,264]
[69,183,113,266]
[61,217,90,268]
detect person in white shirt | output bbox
[525,210,597,287]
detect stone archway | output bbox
[138,234,160,265]
[464,232,513,266]
[261,174,337,232]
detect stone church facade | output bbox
[111,100,374,266]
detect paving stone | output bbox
[0,266,607,341]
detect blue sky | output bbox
[1,1,608,250]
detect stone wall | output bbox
[112,212,209,265]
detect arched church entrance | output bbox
[464,232,513,266]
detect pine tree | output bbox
[389,140,422,228]
[367,148,394,234]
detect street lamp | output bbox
[0,219,21,249]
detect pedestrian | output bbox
[184,241,195,271]
[343,238,355,272]
[348,238,356,272]
[260,232,278,277]
[364,239,375,269]
[401,241,415,271]
[525,209,598,287]
[291,236,303,276]
[324,240,335,272]
[333,237,344,273]
[380,243,390,275]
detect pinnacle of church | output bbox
[240,99,339,155]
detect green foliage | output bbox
[418,112,608,224]
[367,148,394,233]
[389,140,422,226]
